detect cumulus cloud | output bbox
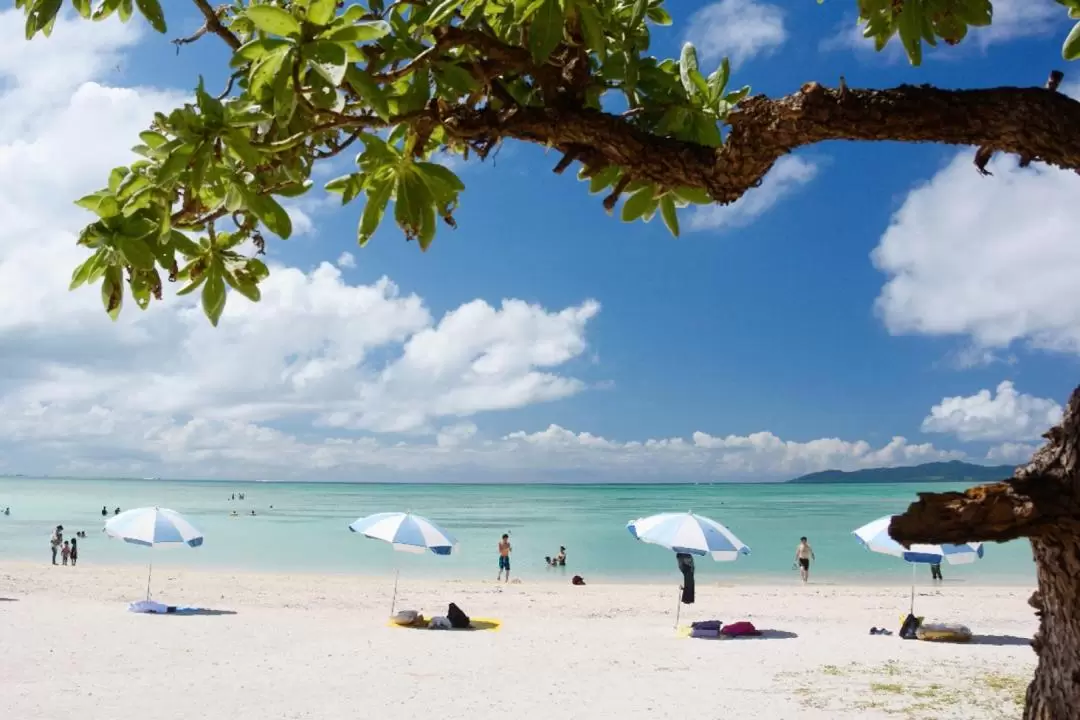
[687,156,818,231]
[336,251,357,269]
[986,441,1040,464]
[685,0,787,68]
[921,381,1063,442]
[873,151,1080,354]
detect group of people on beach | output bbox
[493,533,569,583]
[49,525,81,567]
[793,537,942,583]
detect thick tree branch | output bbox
[439,81,1080,204]
[891,386,1080,546]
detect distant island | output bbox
[787,460,1016,485]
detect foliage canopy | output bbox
[16,0,1080,324]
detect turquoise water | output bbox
[0,477,1035,584]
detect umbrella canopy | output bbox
[349,512,457,555]
[853,515,984,565]
[104,507,204,548]
[627,512,751,561]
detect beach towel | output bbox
[720,621,761,637]
[128,601,209,615]
[690,626,721,639]
[389,617,502,632]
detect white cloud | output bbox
[685,0,787,68]
[921,381,1063,442]
[986,441,1040,464]
[336,251,357,269]
[687,156,818,231]
[975,0,1064,46]
[873,152,1080,354]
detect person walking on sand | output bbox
[794,536,815,583]
[497,533,512,582]
[70,537,78,567]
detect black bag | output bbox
[899,612,921,640]
[447,602,471,629]
[676,552,695,604]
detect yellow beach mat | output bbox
[389,617,502,632]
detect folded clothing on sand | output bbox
[720,621,761,637]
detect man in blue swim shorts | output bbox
[497,533,512,582]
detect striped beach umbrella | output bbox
[348,512,458,555]
[349,512,457,613]
[853,515,985,613]
[627,512,751,561]
[104,507,204,601]
[853,515,984,565]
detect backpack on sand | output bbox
[447,602,471,629]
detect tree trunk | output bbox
[889,385,1080,720]
[1024,527,1080,719]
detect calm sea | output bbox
[0,477,1035,585]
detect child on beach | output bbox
[61,540,71,566]
[497,534,512,582]
[70,538,78,567]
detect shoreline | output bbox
[0,558,1037,589]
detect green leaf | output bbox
[629,0,648,28]
[659,195,679,237]
[394,169,433,243]
[621,185,655,222]
[323,20,391,43]
[306,0,337,25]
[586,166,620,194]
[308,41,348,86]
[246,5,302,37]
[72,0,92,18]
[116,236,156,270]
[249,193,293,239]
[69,252,101,290]
[359,181,393,246]
[529,0,563,64]
[135,0,166,33]
[224,269,261,302]
[647,6,672,25]
[251,45,291,99]
[576,2,606,56]
[26,0,62,39]
[427,0,460,25]
[101,265,124,321]
[325,173,366,204]
[201,266,227,326]
[1065,21,1080,61]
[707,58,729,103]
[233,38,290,65]
[679,43,699,97]
[345,66,390,120]
[896,0,923,66]
[76,191,121,219]
[672,186,711,205]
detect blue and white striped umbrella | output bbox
[627,512,751,561]
[853,515,984,565]
[104,507,203,602]
[349,512,458,555]
[104,507,204,548]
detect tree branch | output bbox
[891,386,1080,546]
[438,80,1080,204]
[190,0,240,51]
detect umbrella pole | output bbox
[909,562,915,615]
[146,558,154,602]
[674,585,682,629]
[390,566,400,616]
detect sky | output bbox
[0,0,1076,483]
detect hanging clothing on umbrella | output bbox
[676,553,695,604]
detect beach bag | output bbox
[691,620,723,632]
[917,623,972,643]
[392,610,422,626]
[447,602,471,629]
[899,613,922,640]
[572,575,586,585]
[720,621,761,637]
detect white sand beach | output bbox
[0,563,1035,720]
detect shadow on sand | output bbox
[972,634,1032,647]
[0,597,18,602]
[687,629,799,641]
[136,608,238,617]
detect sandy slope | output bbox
[0,562,1036,720]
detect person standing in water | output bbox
[50,526,62,565]
[70,537,78,567]
[794,536,815,583]
[497,533,512,582]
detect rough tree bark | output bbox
[892,386,1080,720]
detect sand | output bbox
[0,562,1036,719]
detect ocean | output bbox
[0,477,1035,585]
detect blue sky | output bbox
[0,1,1075,481]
